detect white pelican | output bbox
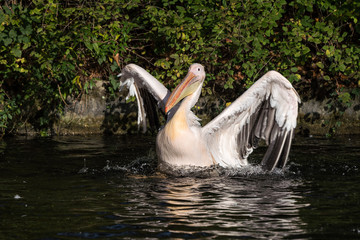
[118,63,300,172]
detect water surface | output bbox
[0,135,360,239]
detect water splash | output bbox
[77,155,157,176]
[158,161,290,178]
[14,194,22,199]
[103,160,111,171]
[77,154,294,179]
[76,143,293,178]
[78,158,88,174]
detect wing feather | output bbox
[202,70,300,171]
[119,64,170,132]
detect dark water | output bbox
[0,135,360,239]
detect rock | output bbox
[297,97,360,135]
[55,80,139,135]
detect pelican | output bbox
[118,63,300,172]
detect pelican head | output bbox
[165,63,205,114]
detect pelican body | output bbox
[157,65,214,167]
[119,63,300,172]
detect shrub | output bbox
[0,0,359,136]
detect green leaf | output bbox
[316,62,324,69]
[291,67,298,73]
[9,29,17,39]
[84,41,92,50]
[3,37,12,46]
[21,25,33,35]
[170,53,179,59]
[325,49,331,57]
[110,63,118,72]
[339,64,346,72]
[11,48,22,58]
[338,92,351,105]
[93,43,99,54]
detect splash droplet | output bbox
[14,194,22,199]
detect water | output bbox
[0,135,360,239]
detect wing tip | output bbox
[261,129,293,172]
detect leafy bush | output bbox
[0,0,132,135]
[0,0,359,137]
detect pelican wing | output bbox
[119,64,170,132]
[202,71,300,171]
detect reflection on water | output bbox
[149,177,307,238]
[0,135,360,239]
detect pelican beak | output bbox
[165,72,202,114]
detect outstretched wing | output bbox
[119,64,170,132]
[202,71,300,171]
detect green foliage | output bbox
[0,87,19,137]
[0,0,359,136]
[0,0,132,135]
